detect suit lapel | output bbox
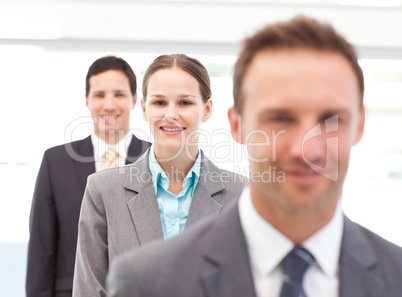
[125,135,151,165]
[124,149,164,245]
[186,153,224,227]
[70,135,149,191]
[339,216,385,297]
[70,136,96,191]
[200,202,256,297]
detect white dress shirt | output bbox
[91,132,133,172]
[238,186,343,297]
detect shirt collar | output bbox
[149,146,168,191]
[148,146,201,194]
[239,186,343,278]
[239,186,294,278]
[91,132,132,161]
[303,201,343,277]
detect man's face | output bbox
[229,49,365,217]
[86,70,136,142]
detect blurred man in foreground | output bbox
[107,17,402,297]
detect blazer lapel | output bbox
[339,216,385,297]
[124,149,164,245]
[200,202,256,297]
[70,136,96,191]
[186,153,225,227]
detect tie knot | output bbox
[101,148,119,170]
[104,148,118,162]
[282,246,314,282]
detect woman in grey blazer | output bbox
[73,54,246,297]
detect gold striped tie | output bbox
[101,148,119,170]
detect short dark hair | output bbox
[233,16,364,113]
[85,56,137,97]
[142,54,211,103]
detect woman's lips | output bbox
[160,126,186,135]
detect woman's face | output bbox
[141,67,212,158]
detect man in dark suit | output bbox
[26,56,151,297]
[107,17,402,297]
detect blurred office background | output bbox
[1,0,402,296]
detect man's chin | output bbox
[282,188,339,216]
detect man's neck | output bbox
[95,130,129,145]
[249,186,339,245]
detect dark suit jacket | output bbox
[107,199,402,297]
[26,135,150,297]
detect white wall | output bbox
[1,1,402,56]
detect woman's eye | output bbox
[154,101,166,106]
[116,93,125,97]
[180,101,192,105]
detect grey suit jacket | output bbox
[107,199,402,297]
[73,148,246,297]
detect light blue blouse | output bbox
[149,146,201,239]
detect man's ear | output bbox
[353,105,366,145]
[131,93,137,109]
[141,98,147,121]
[228,106,244,144]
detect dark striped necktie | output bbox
[280,246,314,297]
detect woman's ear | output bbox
[202,98,213,122]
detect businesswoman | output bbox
[73,54,246,297]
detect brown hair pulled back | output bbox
[142,54,211,103]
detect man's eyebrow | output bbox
[320,109,352,118]
[256,108,352,119]
[262,109,292,114]
[257,109,294,117]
